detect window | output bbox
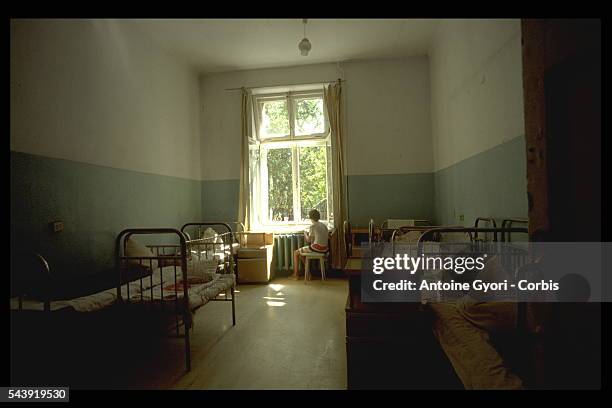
[250,90,332,229]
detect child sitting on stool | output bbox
[293,209,329,279]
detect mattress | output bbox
[11,266,236,314]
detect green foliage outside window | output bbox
[295,98,324,135]
[261,100,289,137]
[267,148,293,221]
[299,146,327,220]
[266,146,327,222]
[259,93,329,224]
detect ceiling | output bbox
[130,19,438,74]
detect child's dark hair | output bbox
[308,209,320,221]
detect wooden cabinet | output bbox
[235,232,274,283]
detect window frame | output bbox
[254,90,329,142]
[252,90,331,229]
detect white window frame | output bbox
[252,90,331,229]
[254,90,329,142]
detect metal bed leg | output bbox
[231,287,236,326]
[184,314,191,372]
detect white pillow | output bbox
[125,237,158,271]
[395,230,422,243]
[186,258,218,282]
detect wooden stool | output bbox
[302,252,327,283]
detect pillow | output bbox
[125,237,158,271]
[185,258,218,283]
[395,230,422,243]
[202,227,223,243]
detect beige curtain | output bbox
[238,88,252,230]
[325,80,348,269]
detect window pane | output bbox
[260,99,290,138]
[295,97,325,136]
[299,146,328,221]
[267,148,294,222]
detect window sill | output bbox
[250,222,331,235]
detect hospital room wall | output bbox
[199,57,434,227]
[10,20,201,277]
[429,19,528,227]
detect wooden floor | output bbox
[12,276,348,390]
[172,277,348,390]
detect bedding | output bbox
[429,301,523,389]
[425,254,527,389]
[125,237,158,270]
[11,266,236,314]
[394,230,422,243]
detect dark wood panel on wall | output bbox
[520,19,601,389]
[521,19,601,241]
[544,55,601,241]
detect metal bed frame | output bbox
[389,224,464,256]
[414,225,545,387]
[116,227,237,371]
[12,226,237,373]
[181,222,238,267]
[180,222,237,325]
[12,254,53,313]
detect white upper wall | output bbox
[11,19,523,180]
[199,56,433,180]
[10,19,201,180]
[430,19,524,171]
[344,57,431,175]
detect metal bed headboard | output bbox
[501,218,529,242]
[390,225,463,256]
[13,253,53,312]
[416,227,529,255]
[181,222,234,241]
[116,227,236,372]
[116,228,189,303]
[116,228,192,368]
[474,217,498,241]
[180,222,236,275]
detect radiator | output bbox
[274,233,305,273]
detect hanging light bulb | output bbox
[298,19,311,56]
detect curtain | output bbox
[324,80,348,270]
[238,88,253,230]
